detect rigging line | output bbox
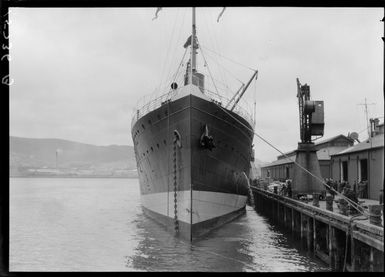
[159,9,180,93]
[201,45,256,71]
[163,47,188,99]
[202,9,228,91]
[212,102,368,216]
[201,48,244,85]
[173,67,184,86]
[201,73,238,92]
[209,8,229,91]
[253,77,257,128]
[171,47,188,84]
[166,9,185,87]
[197,38,221,97]
[357,125,372,135]
[164,8,187,86]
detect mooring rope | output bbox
[342,214,368,272]
[211,100,371,217]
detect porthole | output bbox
[142,124,145,130]
[157,143,160,148]
[163,139,167,145]
[151,147,153,152]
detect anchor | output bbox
[199,124,215,151]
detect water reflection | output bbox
[127,206,329,272]
[10,178,329,272]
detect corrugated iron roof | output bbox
[332,134,384,156]
[264,155,296,167]
[277,134,353,159]
[317,146,350,160]
[314,134,352,146]
[262,145,351,168]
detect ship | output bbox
[131,8,257,241]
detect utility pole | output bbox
[358,98,375,138]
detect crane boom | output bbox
[230,70,258,111]
[225,83,244,109]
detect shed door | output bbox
[359,159,368,181]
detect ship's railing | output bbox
[131,86,254,129]
[202,88,254,128]
[131,90,174,127]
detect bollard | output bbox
[368,205,382,227]
[312,193,320,207]
[326,195,333,212]
[338,199,349,216]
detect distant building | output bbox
[261,134,354,181]
[113,169,130,176]
[34,168,61,174]
[330,119,384,200]
[77,169,94,175]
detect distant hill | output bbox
[10,136,136,176]
[10,136,267,178]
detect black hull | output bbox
[131,90,253,241]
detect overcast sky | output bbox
[10,7,383,162]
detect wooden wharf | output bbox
[250,186,384,272]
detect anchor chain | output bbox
[173,130,182,234]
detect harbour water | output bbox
[10,177,329,272]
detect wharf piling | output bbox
[250,186,384,272]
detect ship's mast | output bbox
[190,7,197,84]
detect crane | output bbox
[296,78,324,143]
